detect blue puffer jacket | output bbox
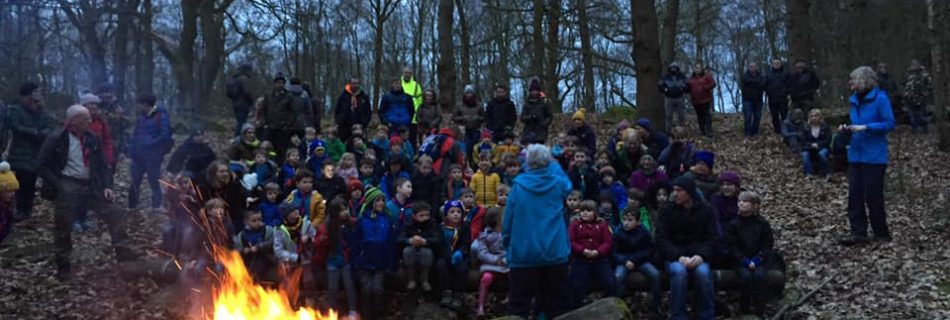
[848,87,895,165]
[380,91,414,127]
[503,161,572,268]
[355,208,395,270]
[130,107,173,159]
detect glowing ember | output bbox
[209,250,336,320]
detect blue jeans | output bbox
[614,262,662,308]
[129,157,163,209]
[743,99,763,136]
[668,261,715,320]
[569,258,616,307]
[801,148,830,176]
[327,264,357,313]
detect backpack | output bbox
[226,76,243,100]
[419,134,447,161]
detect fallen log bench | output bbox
[122,258,785,297]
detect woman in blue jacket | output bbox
[503,144,572,318]
[838,66,895,246]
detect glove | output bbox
[451,250,463,266]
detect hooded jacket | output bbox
[503,161,572,268]
[473,229,509,273]
[379,89,415,127]
[520,96,553,143]
[659,66,689,99]
[130,106,173,159]
[847,87,895,164]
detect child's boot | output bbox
[406,268,417,291]
[477,283,488,316]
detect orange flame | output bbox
[209,250,336,320]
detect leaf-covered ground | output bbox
[1,114,948,319]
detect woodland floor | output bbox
[1,113,948,320]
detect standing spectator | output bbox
[875,63,898,97]
[226,64,256,137]
[286,77,310,142]
[765,59,790,134]
[379,79,415,135]
[261,74,295,163]
[301,83,323,132]
[335,77,372,142]
[8,82,53,221]
[402,67,424,143]
[688,63,717,138]
[485,84,517,143]
[839,66,895,246]
[415,90,442,144]
[128,93,173,212]
[655,176,717,320]
[503,144,572,318]
[80,94,115,169]
[96,83,129,157]
[787,59,822,113]
[520,78,553,144]
[741,62,767,137]
[903,59,933,134]
[659,64,690,132]
[453,84,485,161]
[36,105,139,281]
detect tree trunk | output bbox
[195,0,228,121]
[531,0,546,80]
[690,0,704,62]
[59,0,110,87]
[135,0,154,94]
[373,20,384,111]
[631,0,665,130]
[456,0,472,86]
[761,0,780,59]
[660,0,680,66]
[927,0,950,151]
[412,0,428,77]
[437,0,457,113]
[787,0,813,61]
[577,0,596,111]
[114,0,137,99]
[545,0,561,113]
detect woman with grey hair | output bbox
[502,144,573,318]
[838,66,895,246]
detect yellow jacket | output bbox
[493,143,521,166]
[470,170,500,207]
[284,189,328,226]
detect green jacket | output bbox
[6,105,54,171]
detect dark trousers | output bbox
[908,104,928,132]
[848,164,890,238]
[55,178,130,267]
[694,102,713,137]
[464,127,480,160]
[129,156,164,209]
[743,99,764,137]
[569,258,616,307]
[14,169,37,217]
[508,263,570,319]
[767,97,788,134]
[233,104,250,137]
[737,267,768,311]
[435,257,469,292]
[264,128,293,163]
[359,269,386,319]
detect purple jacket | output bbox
[628,170,669,193]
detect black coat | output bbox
[485,97,517,136]
[334,88,372,141]
[315,175,347,203]
[724,214,775,269]
[262,90,296,129]
[398,219,444,250]
[611,225,655,266]
[520,97,553,143]
[411,171,446,210]
[568,165,601,201]
[196,174,248,231]
[568,124,597,155]
[659,72,689,99]
[787,68,821,102]
[800,124,832,152]
[765,66,789,99]
[36,130,113,200]
[167,138,216,175]
[741,70,767,102]
[655,201,717,262]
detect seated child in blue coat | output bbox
[612,207,662,314]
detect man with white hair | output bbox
[36,104,139,281]
[503,144,572,318]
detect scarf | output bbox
[282,218,303,243]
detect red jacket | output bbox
[569,218,612,260]
[89,115,115,166]
[688,72,717,105]
[313,222,351,266]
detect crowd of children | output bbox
[157,106,783,319]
